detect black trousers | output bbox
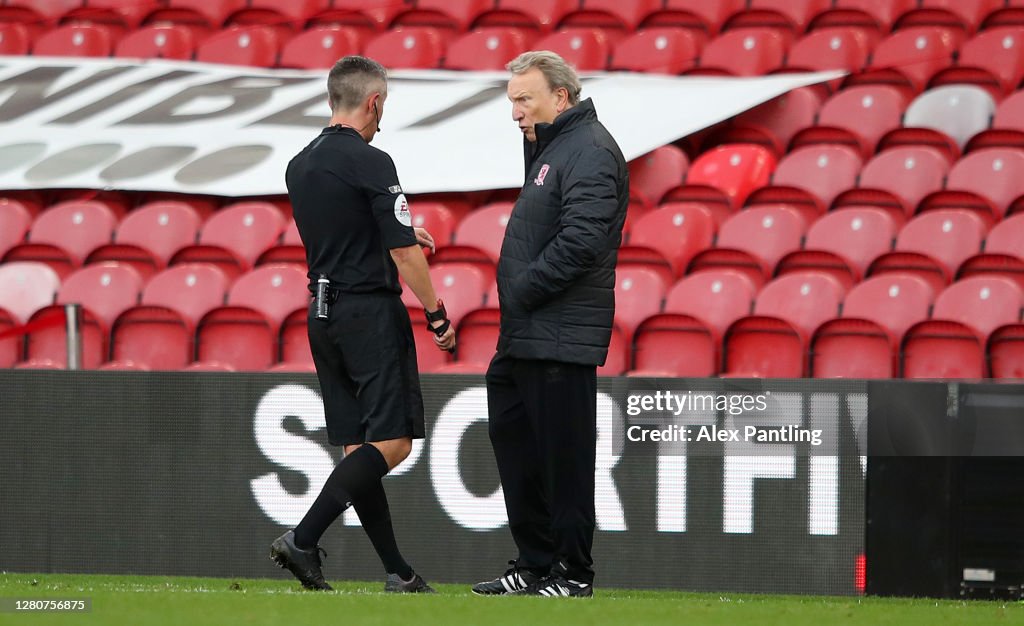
[485,353,597,584]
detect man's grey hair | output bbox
[506,51,582,106]
[328,55,388,112]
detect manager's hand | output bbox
[431,321,456,352]
[414,227,435,254]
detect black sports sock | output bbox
[353,479,413,579]
[293,444,390,549]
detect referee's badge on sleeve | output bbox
[394,194,412,226]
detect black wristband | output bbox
[424,299,448,325]
[429,318,452,338]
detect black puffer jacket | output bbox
[495,98,629,366]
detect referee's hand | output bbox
[414,227,435,254]
[431,321,456,352]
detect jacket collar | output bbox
[525,98,597,169]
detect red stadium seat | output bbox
[664,144,777,224]
[609,27,702,75]
[597,325,628,376]
[33,23,116,56]
[869,209,988,292]
[930,28,1024,97]
[560,0,662,36]
[746,145,863,221]
[967,89,1024,152]
[784,28,872,76]
[958,213,1024,289]
[455,307,500,367]
[845,27,959,95]
[306,0,407,33]
[114,24,196,59]
[0,201,31,259]
[0,22,31,54]
[791,85,909,157]
[391,0,493,33]
[902,276,1024,378]
[614,266,669,341]
[627,146,689,206]
[0,193,45,216]
[139,263,229,327]
[184,361,236,371]
[809,0,918,38]
[4,200,117,278]
[841,273,936,340]
[278,26,362,69]
[776,207,898,287]
[363,27,445,69]
[195,26,280,67]
[50,190,133,218]
[642,0,746,36]
[406,305,451,372]
[895,0,1003,36]
[533,28,611,71]
[833,147,950,223]
[444,27,531,71]
[98,360,150,370]
[279,308,312,366]
[664,270,757,338]
[432,202,512,278]
[143,0,246,31]
[724,0,832,36]
[13,359,64,370]
[879,86,995,160]
[709,87,822,157]
[62,0,160,31]
[171,201,286,278]
[57,262,142,329]
[0,0,81,30]
[989,324,1024,379]
[0,307,23,367]
[618,203,714,283]
[24,305,105,369]
[473,0,577,34]
[228,264,308,331]
[691,28,788,76]
[196,306,275,371]
[87,201,202,278]
[632,313,719,377]
[402,262,488,327]
[410,202,456,250]
[688,205,806,287]
[227,0,330,31]
[0,262,60,324]
[724,272,846,377]
[919,148,1024,224]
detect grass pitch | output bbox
[0,573,1019,626]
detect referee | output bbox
[270,56,454,593]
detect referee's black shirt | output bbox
[286,125,418,294]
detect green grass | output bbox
[0,573,1020,626]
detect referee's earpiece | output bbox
[373,101,382,134]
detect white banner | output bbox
[0,57,842,195]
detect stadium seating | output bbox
[614,266,668,341]
[431,202,512,279]
[170,201,286,278]
[114,24,196,59]
[746,144,863,222]
[363,27,445,69]
[691,28,788,76]
[87,201,202,278]
[278,26,362,69]
[832,147,950,223]
[225,0,329,32]
[3,200,117,278]
[930,27,1024,97]
[709,88,822,157]
[533,27,611,71]
[784,28,871,77]
[559,0,661,36]
[958,213,1024,289]
[391,0,492,34]
[402,263,488,327]
[62,0,160,31]
[846,26,959,95]
[454,307,500,368]
[968,89,1024,151]
[0,22,31,54]
[195,306,275,371]
[617,203,714,283]
[23,305,105,368]
[305,0,407,33]
[724,0,832,38]
[33,23,116,56]
[0,201,31,259]
[989,324,1024,379]
[225,264,308,331]
[410,202,456,251]
[641,0,746,36]
[0,262,60,325]
[902,277,1024,378]
[444,27,531,71]
[194,25,280,67]
[142,0,247,33]
[473,0,578,34]
[0,307,22,368]
[55,262,142,329]
[791,85,908,157]
[664,144,777,224]
[278,308,312,367]
[598,325,628,376]
[627,146,689,207]
[919,148,1024,224]
[879,85,995,159]
[0,0,81,31]
[895,0,1003,36]
[609,27,702,75]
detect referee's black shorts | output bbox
[308,292,425,446]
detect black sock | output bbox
[353,479,413,579]
[293,444,390,549]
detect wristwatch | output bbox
[424,299,450,336]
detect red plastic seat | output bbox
[879,86,995,161]
[642,0,746,36]
[0,201,31,259]
[810,0,918,38]
[967,89,1024,152]
[833,147,950,223]
[902,276,1024,378]
[930,28,1024,97]
[724,0,833,36]
[56,262,142,329]
[664,270,757,337]
[989,324,1024,379]
[664,144,777,224]
[688,205,807,287]
[87,201,201,278]
[0,262,60,324]
[171,201,286,278]
[724,272,846,377]
[609,27,702,75]
[868,209,988,292]
[195,26,280,67]
[444,27,531,71]
[432,202,512,278]
[846,27,959,95]
[24,305,105,369]
[278,308,311,366]
[597,325,628,376]
[691,28,788,76]
[455,307,500,367]
[227,0,330,31]
[958,213,1024,290]
[919,148,1024,224]
[709,87,823,157]
[895,0,1003,36]
[401,262,488,327]
[791,85,909,157]
[0,0,81,30]
[391,0,493,33]
[33,23,116,56]
[278,26,362,69]
[363,27,445,69]
[0,307,23,367]
[841,273,937,340]
[560,0,662,36]
[195,306,275,371]
[305,0,408,35]
[746,145,863,221]
[784,27,872,75]
[473,0,577,34]
[139,263,230,327]
[408,202,456,251]
[228,264,308,331]
[777,207,897,287]
[4,200,117,278]
[614,266,669,341]
[114,24,196,59]
[143,0,246,31]
[62,0,160,30]
[618,203,715,283]
[0,22,31,53]
[533,27,611,71]
[627,146,689,206]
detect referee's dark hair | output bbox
[328,55,388,113]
